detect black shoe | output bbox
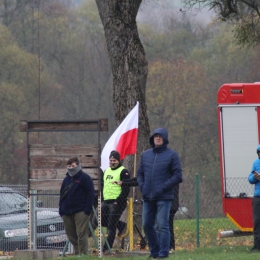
[117,222,126,236]
[158,256,168,258]
[148,255,158,259]
[249,247,260,253]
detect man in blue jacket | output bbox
[137,128,183,258]
[59,157,95,255]
[248,145,260,253]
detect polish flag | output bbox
[101,102,139,171]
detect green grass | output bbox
[2,217,253,259]
[1,247,260,260]
[87,217,253,252]
[87,217,255,259]
[56,246,260,260]
[174,217,253,249]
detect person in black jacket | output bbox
[112,177,137,187]
[92,150,130,254]
[59,157,95,255]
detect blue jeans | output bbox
[142,200,172,257]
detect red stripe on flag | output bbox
[116,128,138,160]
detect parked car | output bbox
[0,186,67,252]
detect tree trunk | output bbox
[95,0,150,174]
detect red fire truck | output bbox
[217,83,260,235]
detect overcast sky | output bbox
[137,0,216,26]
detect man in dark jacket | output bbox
[59,157,95,255]
[137,128,183,258]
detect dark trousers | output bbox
[253,197,260,248]
[93,202,126,252]
[169,209,177,250]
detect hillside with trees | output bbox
[0,0,259,197]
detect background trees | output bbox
[140,11,260,211]
[183,0,260,46]
[0,0,259,193]
[0,24,37,183]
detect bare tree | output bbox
[183,0,260,46]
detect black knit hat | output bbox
[109,150,120,162]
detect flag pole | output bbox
[133,153,137,200]
[128,153,137,251]
[134,153,137,177]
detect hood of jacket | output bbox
[149,128,169,148]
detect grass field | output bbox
[85,217,255,258]
[87,217,253,251]
[174,217,253,249]
[57,246,260,260]
[2,246,260,260]
[1,217,255,259]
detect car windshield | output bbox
[0,192,27,214]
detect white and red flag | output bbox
[101,101,139,171]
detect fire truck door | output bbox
[220,106,257,197]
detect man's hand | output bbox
[111,181,122,185]
[253,171,260,180]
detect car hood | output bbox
[0,208,62,228]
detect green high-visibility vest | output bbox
[103,166,124,200]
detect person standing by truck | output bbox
[248,145,260,253]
